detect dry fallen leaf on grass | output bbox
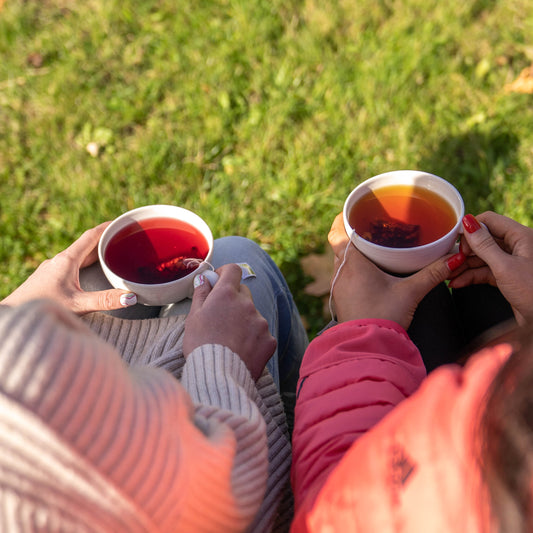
[504,65,533,94]
[301,247,334,297]
[300,247,335,321]
[27,52,44,69]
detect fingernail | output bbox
[447,251,466,271]
[120,293,137,307]
[463,214,481,234]
[193,274,205,289]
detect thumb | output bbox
[328,213,350,257]
[462,214,508,270]
[405,251,465,305]
[188,273,213,316]
[75,289,138,314]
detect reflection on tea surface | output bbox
[349,185,456,248]
[105,217,209,284]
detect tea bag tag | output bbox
[236,262,256,281]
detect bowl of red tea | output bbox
[98,205,213,305]
[343,171,464,274]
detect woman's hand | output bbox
[328,213,465,330]
[183,263,277,380]
[1,223,137,314]
[449,212,533,325]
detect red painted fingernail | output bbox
[447,251,466,271]
[463,214,481,234]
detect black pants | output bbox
[407,283,516,372]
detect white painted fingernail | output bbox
[193,274,206,289]
[120,293,137,307]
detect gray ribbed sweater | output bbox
[0,300,292,532]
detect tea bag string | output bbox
[183,258,216,272]
[328,229,355,322]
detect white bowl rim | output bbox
[98,204,214,288]
[343,170,464,253]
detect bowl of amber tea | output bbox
[98,205,213,305]
[343,171,464,274]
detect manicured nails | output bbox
[193,274,206,289]
[463,214,481,234]
[446,251,466,271]
[120,292,137,307]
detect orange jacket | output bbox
[291,319,511,532]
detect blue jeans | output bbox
[80,237,308,398]
[213,237,308,394]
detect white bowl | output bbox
[343,170,464,274]
[98,205,213,305]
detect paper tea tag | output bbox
[236,263,256,281]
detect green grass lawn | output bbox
[1,0,533,334]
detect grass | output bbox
[1,0,533,335]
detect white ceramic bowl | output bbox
[343,170,464,274]
[98,205,213,305]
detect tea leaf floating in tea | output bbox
[349,184,456,248]
[138,249,204,283]
[105,217,211,284]
[364,219,420,248]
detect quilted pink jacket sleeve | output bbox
[291,319,427,510]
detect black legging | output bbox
[408,283,516,372]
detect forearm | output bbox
[181,344,269,525]
[291,319,426,508]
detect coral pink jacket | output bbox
[291,319,511,533]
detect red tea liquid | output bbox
[104,217,209,284]
[349,185,456,248]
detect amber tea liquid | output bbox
[349,184,457,248]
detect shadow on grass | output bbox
[419,127,520,214]
[466,0,499,20]
[280,257,327,340]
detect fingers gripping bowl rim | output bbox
[98,205,214,305]
[342,171,465,274]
